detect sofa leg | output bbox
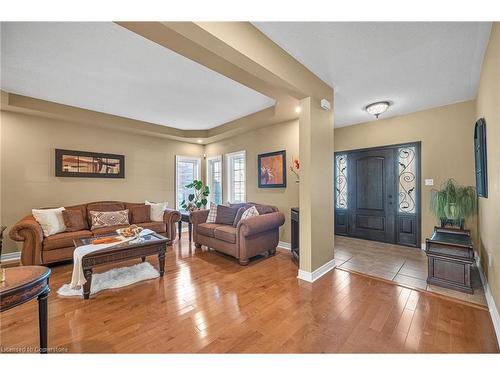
[239,258,249,266]
[269,248,277,256]
[195,243,202,249]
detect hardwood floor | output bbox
[1,238,498,353]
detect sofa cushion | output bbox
[64,204,89,228]
[91,225,129,236]
[215,205,238,225]
[89,210,129,230]
[86,202,125,226]
[233,207,246,227]
[197,223,220,238]
[32,207,66,237]
[130,205,151,224]
[62,209,87,232]
[214,225,237,244]
[43,230,93,251]
[136,221,166,234]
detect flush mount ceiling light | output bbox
[294,106,301,113]
[365,101,391,119]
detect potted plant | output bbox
[180,180,210,212]
[430,179,477,229]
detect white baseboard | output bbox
[475,251,500,348]
[1,251,20,263]
[278,241,291,250]
[297,258,336,283]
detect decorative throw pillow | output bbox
[62,209,87,232]
[32,207,66,237]
[233,207,247,227]
[240,206,260,221]
[131,205,151,224]
[145,201,168,222]
[206,202,218,223]
[215,205,238,225]
[89,210,129,230]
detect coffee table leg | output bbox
[178,220,182,240]
[141,256,146,262]
[83,269,92,300]
[188,223,192,242]
[159,249,165,277]
[38,289,50,354]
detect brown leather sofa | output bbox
[9,201,181,266]
[191,202,285,265]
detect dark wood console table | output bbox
[291,207,299,262]
[0,266,51,353]
[425,227,474,294]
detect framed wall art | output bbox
[258,150,286,188]
[55,149,125,178]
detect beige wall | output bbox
[205,119,299,244]
[0,110,204,253]
[476,23,500,313]
[334,100,477,246]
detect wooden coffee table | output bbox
[73,233,168,299]
[0,266,51,353]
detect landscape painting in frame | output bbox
[55,149,125,178]
[258,150,287,188]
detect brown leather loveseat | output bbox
[9,201,181,266]
[191,202,285,265]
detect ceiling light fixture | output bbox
[365,101,391,119]
[295,106,301,114]
[197,139,203,143]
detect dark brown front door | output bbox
[347,149,396,243]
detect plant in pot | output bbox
[430,179,477,229]
[180,180,210,212]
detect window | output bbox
[175,155,201,209]
[474,118,488,198]
[206,155,223,205]
[397,146,416,213]
[335,154,348,209]
[226,151,246,203]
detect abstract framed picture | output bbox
[55,149,125,178]
[258,150,287,188]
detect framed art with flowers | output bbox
[258,150,287,188]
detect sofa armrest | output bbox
[190,209,210,226]
[238,212,285,237]
[162,208,181,244]
[9,215,44,265]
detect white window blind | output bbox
[175,155,201,209]
[226,151,246,203]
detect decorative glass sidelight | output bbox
[398,146,416,213]
[335,154,348,209]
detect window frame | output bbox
[226,150,246,204]
[206,154,223,205]
[175,155,201,210]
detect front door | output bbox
[347,149,396,243]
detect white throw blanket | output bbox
[68,229,155,289]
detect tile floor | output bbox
[334,235,487,306]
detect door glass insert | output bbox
[398,147,416,213]
[335,154,348,209]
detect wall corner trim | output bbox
[475,252,500,348]
[297,258,336,283]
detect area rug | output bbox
[57,262,160,297]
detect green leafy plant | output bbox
[430,179,477,222]
[180,180,210,211]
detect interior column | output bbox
[298,95,335,279]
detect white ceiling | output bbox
[254,22,492,127]
[0,22,275,130]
